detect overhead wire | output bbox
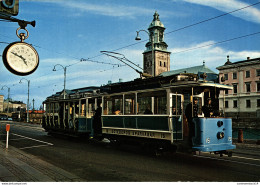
[1,1,260,90]
[172,31,260,54]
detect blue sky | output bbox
[0,0,260,109]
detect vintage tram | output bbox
[42,72,236,156]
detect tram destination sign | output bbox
[0,0,19,16]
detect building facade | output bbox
[143,11,171,76]
[217,56,260,127]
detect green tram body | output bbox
[42,73,233,149]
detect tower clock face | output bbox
[2,42,39,76]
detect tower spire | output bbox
[143,11,171,76]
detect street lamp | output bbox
[135,29,154,77]
[53,64,67,99]
[19,78,30,123]
[1,85,10,113]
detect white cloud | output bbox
[183,0,260,24]
[170,41,260,72]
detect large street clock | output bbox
[2,41,39,76]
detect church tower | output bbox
[143,11,171,76]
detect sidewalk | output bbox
[0,142,84,182]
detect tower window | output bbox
[164,62,166,67]
[160,61,162,67]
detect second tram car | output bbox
[43,73,236,156]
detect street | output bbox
[0,121,260,182]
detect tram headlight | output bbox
[217,132,225,139]
[217,121,223,127]
[206,137,211,143]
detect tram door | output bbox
[170,94,183,141]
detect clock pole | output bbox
[19,78,30,123]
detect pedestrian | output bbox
[93,103,102,136]
[202,98,213,117]
[185,97,198,147]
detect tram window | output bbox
[137,94,152,114]
[87,99,95,118]
[124,94,135,115]
[104,95,123,115]
[154,91,167,114]
[46,103,50,112]
[81,100,86,116]
[54,103,59,113]
[137,90,167,114]
[75,103,79,117]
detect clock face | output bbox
[2,42,39,76]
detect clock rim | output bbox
[2,41,39,76]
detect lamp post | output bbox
[135,29,154,77]
[19,78,30,123]
[1,85,10,113]
[53,64,67,99]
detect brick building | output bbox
[216,56,260,128]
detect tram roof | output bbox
[102,73,232,94]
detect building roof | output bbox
[217,57,260,70]
[160,63,216,77]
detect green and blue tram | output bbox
[43,73,236,155]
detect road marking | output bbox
[19,144,51,150]
[11,124,45,131]
[11,133,53,149]
[232,155,260,161]
[194,155,260,167]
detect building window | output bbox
[257,82,260,92]
[225,101,229,108]
[233,100,237,108]
[233,72,237,79]
[257,69,260,77]
[224,73,228,80]
[245,82,251,92]
[246,100,251,108]
[233,84,237,94]
[257,99,260,107]
[164,62,166,67]
[160,61,162,67]
[225,89,229,95]
[246,70,250,78]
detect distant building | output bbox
[0,94,26,113]
[0,95,3,112]
[217,56,260,127]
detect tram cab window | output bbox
[104,95,123,115]
[124,94,135,115]
[192,96,203,116]
[172,95,182,116]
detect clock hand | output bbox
[11,51,28,65]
